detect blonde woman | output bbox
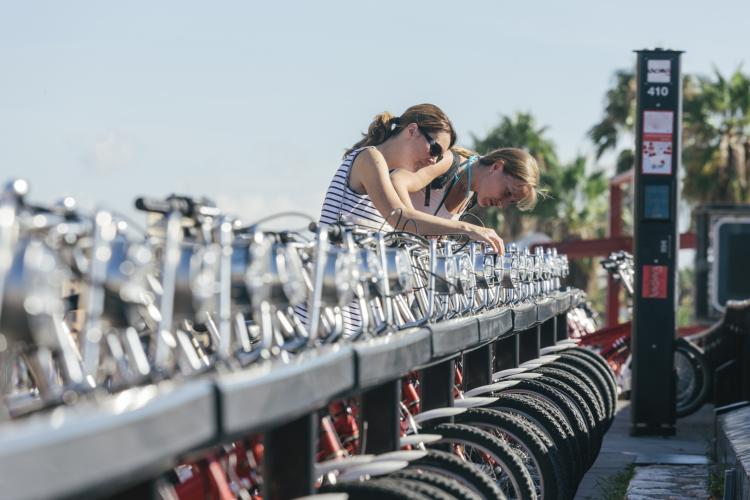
[391,147,541,220]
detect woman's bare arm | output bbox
[389,151,454,208]
[348,148,504,252]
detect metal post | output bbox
[518,326,540,364]
[631,48,682,436]
[494,335,519,372]
[463,344,492,390]
[264,413,316,499]
[421,359,455,411]
[555,313,568,341]
[540,319,556,348]
[360,380,401,454]
[608,182,623,326]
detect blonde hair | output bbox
[345,103,456,158]
[452,146,543,211]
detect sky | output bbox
[1,0,748,230]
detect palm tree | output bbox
[589,66,750,204]
[588,69,637,173]
[537,156,609,241]
[682,68,750,203]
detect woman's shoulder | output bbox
[353,145,382,160]
[351,146,387,170]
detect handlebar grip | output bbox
[308,221,343,241]
[135,195,196,217]
[134,196,173,214]
[327,224,343,240]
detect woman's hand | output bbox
[463,224,505,254]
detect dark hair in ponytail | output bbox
[344,103,456,158]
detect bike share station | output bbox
[626,49,750,496]
[0,178,620,500]
[0,226,590,500]
[630,49,682,437]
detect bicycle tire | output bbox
[533,373,602,462]
[559,349,618,417]
[407,448,506,500]
[674,338,710,418]
[564,346,618,390]
[503,379,593,474]
[483,392,581,483]
[548,359,611,426]
[321,477,431,499]
[534,372,599,436]
[389,477,456,500]
[555,354,615,424]
[501,390,584,482]
[430,423,536,500]
[454,408,568,500]
[537,364,607,434]
[388,469,481,500]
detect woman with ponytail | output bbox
[319,103,505,252]
[390,146,542,220]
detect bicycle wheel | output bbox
[533,372,602,463]
[674,338,710,418]
[406,449,506,500]
[559,349,617,411]
[320,477,431,499]
[504,390,584,482]
[388,469,481,500]
[454,408,568,500]
[559,347,618,405]
[554,354,615,424]
[483,392,581,483]
[387,478,456,500]
[533,366,606,437]
[430,423,536,500]
[534,374,599,437]
[535,364,609,435]
[502,378,593,475]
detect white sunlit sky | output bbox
[2,1,748,234]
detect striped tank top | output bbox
[319,146,393,231]
[296,146,391,337]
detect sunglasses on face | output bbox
[418,127,444,162]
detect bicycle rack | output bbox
[0,286,578,499]
[0,379,217,500]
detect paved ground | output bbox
[625,464,709,499]
[574,400,714,500]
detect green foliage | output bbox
[683,68,750,203]
[678,267,695,327]
[471,112,559,170]
[468,65,750,321]
[708,464,726,499]
[595,463,635,500]
[589,66,750,204]
[535,155,609,241]
[588,69,637,160]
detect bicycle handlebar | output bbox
[308,221,343,242]
[135,195,220,219]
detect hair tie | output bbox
[389,116,401,128]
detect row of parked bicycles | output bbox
[565,251,710,418]
[0,178,618,500]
